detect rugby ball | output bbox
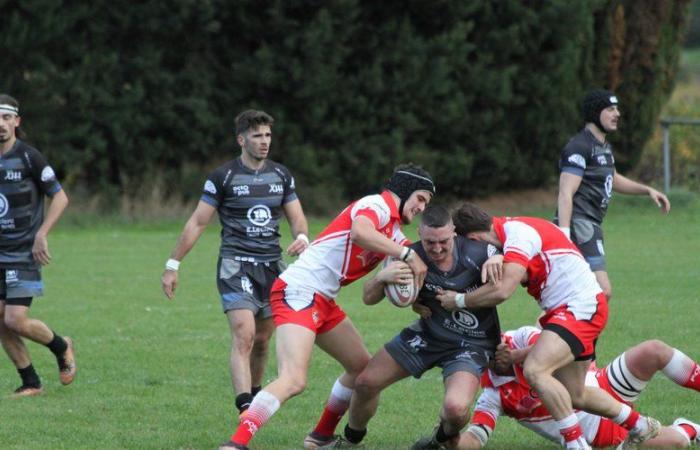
[382,256,419,308]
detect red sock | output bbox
[231,413,262,445]
[230,391,280,445]
[560,423,584,443]
[683,363,700,391]
[621,410,641,430]
[679,423,698,440]
[312,405,347,437]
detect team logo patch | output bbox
[268,184,283,194]
[452,310,479,329]
[0,193,9,218]
[41,166,56,182]
[241,276,253,294]
[567,154,586,169]
[407,334,427,353]
[597,155,607,165]
[204,180,217,194]
[6,270,18,282]
[247,204,272,226]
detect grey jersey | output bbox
[409,236,501,351]
[201,157,298,262]
[0,140,62,269]
[557,128,615,224]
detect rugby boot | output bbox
[317,435,361,449]
[10,384,44,398]
[304,432,337,449]
[59,336,76,385]
[218,441,249,450]
[618,416,661,449]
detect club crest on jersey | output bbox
[233,185,250,196]
[0,193,9,217]
[452,310,479,329]
[4,170,21,181]
[597,155,607,165]
[41,166,56,182]
[567,154,586,169]
[204,180,217,194]
[268,184,283,194]
[247,204,271,226]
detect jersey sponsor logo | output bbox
[41,166,56,182]
[204,180,217,194]
[247,204,272,226]
[4,170,21,181]
[0,218,15,229]
[597,155,607,165]
[567,154,586,169]
[0,193,9,217]
[268,183,283,194]
[233,184,250,196]
[452,310,480,329]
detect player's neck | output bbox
[585,123,607,144]
[0,136,16,156]
[240,153,265,171]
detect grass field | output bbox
[0,195,698,450]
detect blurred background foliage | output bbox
[1,0,694,215]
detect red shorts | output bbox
[539,293,608,360]
[591,418,628,447]
[270,278,347,334]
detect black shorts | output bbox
[385,326,491,380]
[0,268,43,304]
[571,218,606,271]
[217,258,287,318]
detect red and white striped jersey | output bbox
[280,191,408,301]
[493,216,602,315]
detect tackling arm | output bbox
[437,263,526,311]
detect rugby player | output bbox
[555,89,670,300]
[303,205,502,449]
[456,325,700,449]
[161,110,309,416]
[444,203,660,449]
[0,94,75,397]
[219,164,434,450]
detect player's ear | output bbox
[236,133,244,147]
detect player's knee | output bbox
[641,339,673,366]
[353,370,382,396]
[3,314,25,334]
[522,362,544,387]
[442,398,469,423]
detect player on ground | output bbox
[161,110,309,416]
[219,164,435,450]
[0,94,75,397]
[443,203,659,449]
[555,89,670,300]
[456,325,700,449]
[303,205,501,449]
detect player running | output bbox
[455,325,700,449]
[303,205,502,449]
[219,164,435,450]
[443,203,660,449]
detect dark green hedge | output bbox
[2,0,690,212]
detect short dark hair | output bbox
[452,202,492,235]
[421,205,452,228]
[235,110,274,135]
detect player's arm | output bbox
[161,201,216,299]
[351,215,428,286]
[557,172,583,236]
[32,189,69,266]
[362,260,412,305]
[613,171,670,213]
[437,262,526,311]
[282,199,310,256]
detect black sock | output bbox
[46,332,68,358]
[235,392,254,413]
[251,385,262,396]
[344,424,367,444]
[435,422,459,443]
[18,364,41,387]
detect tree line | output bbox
[3,0,691,212]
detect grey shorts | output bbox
[0,268,43,303]
[385,327,491,380]
[217,258,286,318]
[571,218,606,271]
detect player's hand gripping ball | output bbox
[382,256,419,307]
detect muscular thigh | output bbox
[316,318,370,375]
[525,330,575,373]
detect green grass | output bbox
[0,200,698,449]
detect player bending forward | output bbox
[456,326,700,449]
